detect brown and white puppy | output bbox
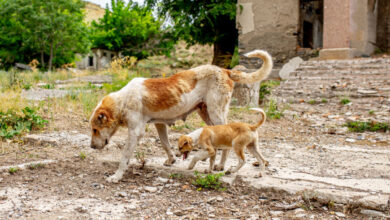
[178,108,269,175]
[90,50,273,183]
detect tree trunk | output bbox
[48,41,54,72]
[211,15,238,68]
[40,50,45,68]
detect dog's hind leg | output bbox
[227,136,250,174]
[107,121,145,183]
[247,140,269,171]
[155,123,176,166]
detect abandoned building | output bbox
[237,0,390,68]
[75,1,120,70]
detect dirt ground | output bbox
[1,56,390,219]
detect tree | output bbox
[0,0,90,70]
[90,0,175,60]
[146,0,238,68]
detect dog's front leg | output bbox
[188,151,209,170]
[214,149,230,171]
[107,122,145,183]
[155,123,176,166]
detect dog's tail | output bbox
[249,108,266,131]
[228,50,273,84]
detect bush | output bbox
[0,107,47,139]
[192,171,225,191]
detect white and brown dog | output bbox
[89,50,273,183]
[178,108,269,175]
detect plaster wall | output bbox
[237,0,299,67]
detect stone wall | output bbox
[236,0,300,68]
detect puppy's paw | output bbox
[213,164,224,171]
[264,160,269,167]
[163,158,176,166]
[106,174,121,183]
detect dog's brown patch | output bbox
[91,96,116,134]
[143,71,197,112]
[222,69,234,91]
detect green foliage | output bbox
[8,167,19,174]
[321,98,328,103]
[169,173,183,179]
[90,0,174,60]
[308,100,317,105]
[368,110,375,115]
[265,99,285,120]
[79,152,86,160]
[340,98,351,105]
[147,0,238,67]
[0,107,47,139]
[39,84,55,89]
[0,0,90,70]
[28,163,46,170]
[229,46,239,68]
[192,171,226,191]
[344,121,389,133]
[259,80,280,104]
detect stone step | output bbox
[298,64,390,70]
[303,57,390,66]
[291,70,389,76]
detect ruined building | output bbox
[237,0,390,68]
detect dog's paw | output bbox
[106,174,121,183]
[213,165,224,171]
[264,160,269,167]
[163,158,176,166]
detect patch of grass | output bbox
[344,121,389,132]
[265,99,285,120]
[171,123,193,131]
[321,98,328,103]
[39,84,55,89]
[135,150,146,167]
[79,152,86,160]
[0,107,48,139]
[192,171,226,191]
[169,173,183,179]
[368,110,375,115]
[308,99,317,105]
[28,163,46,170]
[8,167,19,174]
[259,80,281,104]
[340,98,351,105]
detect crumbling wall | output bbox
[237,0,300,68]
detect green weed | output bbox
[368,110,375,115]
[265,99,285,120]
[192,171,226,191]
[308,100,317,105]
[8,167,19,174]
[169,173,183,179]
[0,107,47,139]
[344,121,389,132]
[79,152,86,160]
[321,98,328,103]
[28,163,46,170]
[259,80,281,104]
[340,98,351,105]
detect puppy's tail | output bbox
[228,50,273,84]
[249,108,266,131]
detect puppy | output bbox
[178,108,269,175]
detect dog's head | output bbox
[178,135,194,160]
[90,96,118,150]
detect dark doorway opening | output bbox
[88,56,94,67]
[376,0,390,52]
[299,0,323,49]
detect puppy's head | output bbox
[90,96,118,150]
[178,135,194,160]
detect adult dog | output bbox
[90,50,272,183]
[178,108,268,176]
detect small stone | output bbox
[259,196,268,201]
[270,211,283,216]
[166,211,173,215]
[116,191,127,197]
[294,208,305,213]
[322,206,328,211]
[360,209,387,217]
[91,183,100,188]
[144,186,158,193]
[146,173,154,178]
[157,177,169,183]
[173,210,185,216]
[357,135,365,140]
[127,204,137,210]
[68,191,73,195]
[216,196,223,202]
[335,212,345,217]
[345,138,356,143]
[75,206,87,213]
[295,213,306,218]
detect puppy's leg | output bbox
[155,123,176,166]
[227,136,250,174]
[247,141,269,171]
[188,150,209,170]
[107,123,145,183]
[207,153,216,173]
[214,150,229,171]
